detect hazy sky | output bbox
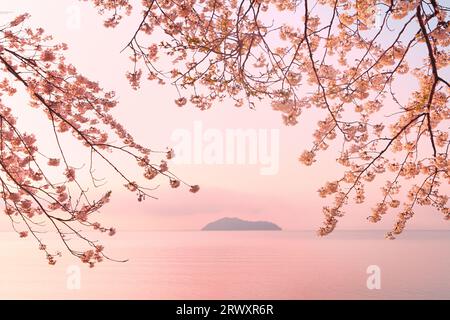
[0,0,448,232]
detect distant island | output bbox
[202,217,282,231]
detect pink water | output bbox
[0,230,448,299]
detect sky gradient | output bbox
[0,0,448,233]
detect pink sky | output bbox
[0,0,448,233]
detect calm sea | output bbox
[0,230,448,299]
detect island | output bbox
[201,217,282,231]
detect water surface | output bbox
[0,230,448,299]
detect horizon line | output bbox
[0,228,448,232]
